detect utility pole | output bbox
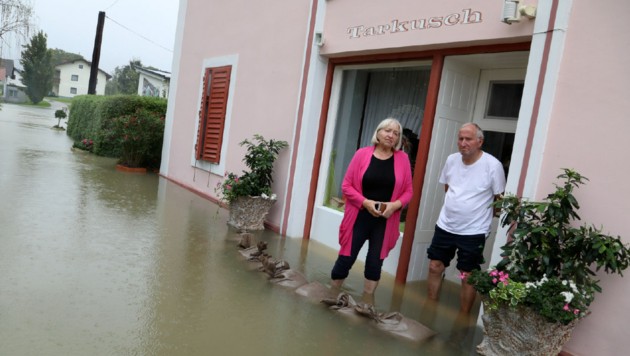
[88,11,105,95]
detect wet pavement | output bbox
[0,101,483,355]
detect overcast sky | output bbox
[1,0,179,74]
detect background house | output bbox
[133,65,170,98]
[53,59,111,97]
[0,58,13,98]
[5,67,28,103]
[160,1,630,354]
[0,59,27,103]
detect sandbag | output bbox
[354,303,436,343]
[238,241,268,260]
[295,281,334,303]
[269,269,308,290]
[321,292,365,320]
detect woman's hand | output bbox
[381,200,402,219]
[362,199,382,217]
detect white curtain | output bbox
[359,68,429,147]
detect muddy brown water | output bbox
[0,101,483,355]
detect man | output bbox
[426,123,506,314]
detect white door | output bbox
[407,57,480,282]
[471,68,525,273]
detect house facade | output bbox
[134,65,170,98]
[53,59,110,97]
[0,59,27,103]
[4,67,28,103]
[161,1,630,354]
[0,59,14,98]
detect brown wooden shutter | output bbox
[195,65,231,163]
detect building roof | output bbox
[56,58,112,79]
[133,65,171,81]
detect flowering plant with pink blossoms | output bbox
[215,172,250,204]
[215,135,288,204]
[468,169,630,325]
[468,268,588,324]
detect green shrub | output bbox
[66,95,167,167]
[66,95,106,142]
[105,108,165,168]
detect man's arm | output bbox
[493,193,503,217]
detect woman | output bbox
[330,118,414,302]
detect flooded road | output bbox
[0,101,482,355]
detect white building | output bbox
[53,59,111,97]
[134,65,170,98]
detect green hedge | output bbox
[66,95,167,167]
[66,95,105,143]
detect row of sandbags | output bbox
[235,232,436,343]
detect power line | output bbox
[103,0,121,11]
[105,15,173,53]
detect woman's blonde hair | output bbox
[371,118,403,150]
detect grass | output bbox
[17,100,51,108]
[16,97,74,108]
[47,97,73,104]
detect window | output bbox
[195,66,232,163]
[484,81,524,120]
[70,87,77,94]
[8,88,17,97]
[71,75,79,81]
[79,64,84,69]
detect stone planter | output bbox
[477,303,578,356]
[227,196,276,231]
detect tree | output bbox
[105,59,142,95]
[49,48,83,67]
[20,31,53,104]
[54,108,66,127]
[0,0,33,42]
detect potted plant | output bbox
[468,169,630,355]
[216,134,288,231]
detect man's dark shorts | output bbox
[427,225,486,272]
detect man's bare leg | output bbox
[428,260,445,300]
[459,271,476,314]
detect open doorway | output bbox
[408,52,529,283]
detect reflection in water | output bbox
[0,102,482,355]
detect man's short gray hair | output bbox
[462,122,484,140]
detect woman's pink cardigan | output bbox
[338,146,414,259]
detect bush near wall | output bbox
[66,95,167,168]
[66,95,105,143]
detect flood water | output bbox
[0,101,483,355]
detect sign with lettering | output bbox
[347,8,483,39]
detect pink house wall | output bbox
[537,1,630,355]
[164,0,311,228]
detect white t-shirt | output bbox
[436,152,506,235]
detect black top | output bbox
[362,154,395,202]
